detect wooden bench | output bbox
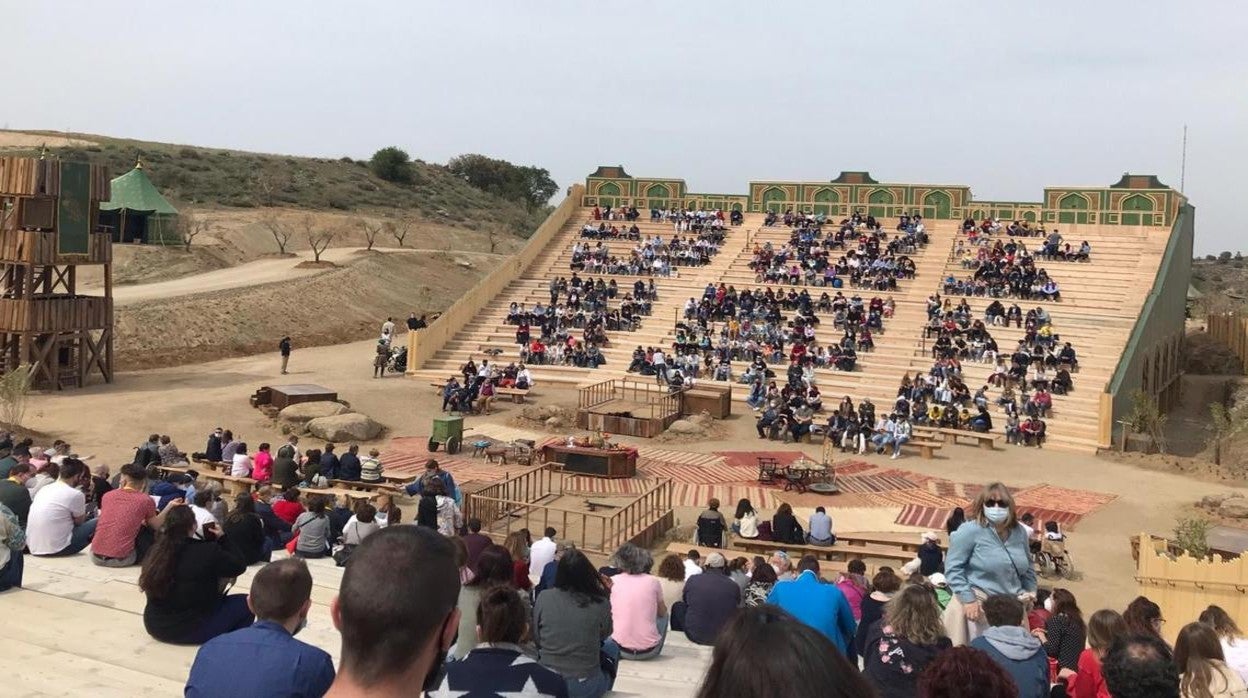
[161,464,257,497]
[496,387,530,403]
[732,537,916,563]
[920,427,1000,451]
[904,438,944,459]
[327,478,402,494]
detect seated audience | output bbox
[185,558,335,697]
[970,594,1049,698]
[677,552,741,646]
[1039,588,1087,675]
[696,498,726,548]
[610,543,669,661]
[26,458,97,556]
[917,646,1019,698]
[533,548,617,698]
[1201,605,1248,685]
[855,567,902,656]
[140,505,252,644]
[438,584,568,697]
[454,544,527,660]
[743,556,777,608]
[326,526,461,698]
[695,605,874,698]
[1067,608,1128,698]
[0,501,23,591]
[766,555,856,655]
[1174,621,1248,698]
[863,583,952,697]
[0,463,32,528]
[222,493,270,565]
[806,506,835,546]
[292,495,332,559]
[1102,634,1181,698]
[835,558,870,621]
[91,463,177,567]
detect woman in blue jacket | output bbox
[944,482,1037,643]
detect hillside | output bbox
[0,129,549,236]
[1192,258,1248,315]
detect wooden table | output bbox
[541,444,638,478]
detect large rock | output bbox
[306,413,382,441]
[667,419,704,435]
[279,401,351,422]
[1202,493,1237,509]
[1220,497,1248,519]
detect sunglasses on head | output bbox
[984,499,1009,508]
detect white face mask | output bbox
[1044,597,1054,613]
[983,505,1009,524]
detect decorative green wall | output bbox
[581,167,1186,227]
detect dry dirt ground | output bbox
[24,339,1247,617]
[65,208,526,370]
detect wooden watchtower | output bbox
[0,156,114,389]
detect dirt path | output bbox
[107,247,501,305]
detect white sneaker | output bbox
[891,453,899,459]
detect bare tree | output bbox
[361,219,384,251]
[261,214,294,255]
[251,171,279,207]
[176,208,213,252]
[388,215,414,248]
[303,215,337,263]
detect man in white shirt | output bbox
[528,527,558,578]
[683,549,703,580]
[26,458,97,556]
[651,349,668,384]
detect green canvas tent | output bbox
[99,162,179,244]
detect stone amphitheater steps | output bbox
[413,208,1176,453]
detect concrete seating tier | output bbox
[10,551,711,697]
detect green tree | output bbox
[1219,251,1233,264]
[446,154,557,210]
[370,146,414,184]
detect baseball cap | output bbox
[921,531,940,543]
[706,553,726,568]
[929,572,947,587]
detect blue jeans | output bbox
[892,434,910,456]
[40,517,99,556]
[0,550,23,591]
[619,615,668,661]
[564,640,620,698]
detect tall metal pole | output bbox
[1180,124,1188,193]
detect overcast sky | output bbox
[7,1,1244,253]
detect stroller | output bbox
[386,345,408,374]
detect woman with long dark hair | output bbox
[222,493,269,565]
[697,605,875,698]
[945,507,966,537]
[533,548,616,698]
[1037,588,1087,676]
[1174,621,1248,698]
[139,505,251,644]
[1123,595,1166,644]
[453,544,526,660]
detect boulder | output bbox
[689,411,714,428]
[279,401,351,422]
[1219,497,1248,519]
[1202,493,1236,509]
[544,416,565,429]
[306,413,382,441]
[668,419,704,435]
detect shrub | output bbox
[370,146,414,184]
[1173,517,1212,559]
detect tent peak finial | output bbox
[134,157,143,170]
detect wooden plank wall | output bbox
[0,158,109,199]
[1137,532,1248,645]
